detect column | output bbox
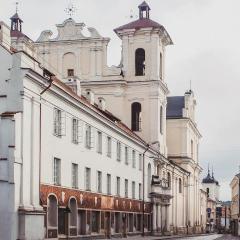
[157,204,161,232]
[152,203,157,232]
[165,205,170,232]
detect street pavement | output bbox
[123,234,240,240]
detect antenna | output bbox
[64,1,77,18]
[190,80,192,91]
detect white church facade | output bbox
[0,2,203,239]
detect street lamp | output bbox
[142,141,159,237]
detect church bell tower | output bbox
[113,2,173,155]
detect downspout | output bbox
[39,77,54,205]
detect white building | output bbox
[0,2,204,239]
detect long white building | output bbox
[0,2,203,239]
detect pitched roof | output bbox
[166,96,184,118]
[114,18,163,33]
[138,1,151,10]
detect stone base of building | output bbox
[18,206,45,240]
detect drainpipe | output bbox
[39,77,54,205]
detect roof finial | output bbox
[212,165,214,178]
[64,1,77,18]
[15,1,19,13]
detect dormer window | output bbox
[67,69,74,77]
[135,48,145,76]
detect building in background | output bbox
[202,168,220,232]
[0,2,204,239]
[230,173,240,236]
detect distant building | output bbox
[202,168,220,232]
[230,173,240,236]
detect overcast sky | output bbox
[1,0,240,200]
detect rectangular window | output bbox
[132,150,136,168]
[85,167,91,191]
[85,125,91,149]
[53,158,61,185]
[116,141,121,161]
[125,147,128,165]
[139,154,142,171]
[67,69,74,77]
[125,179,128,198]
[97,131,102,154]
[107,174,111,195]
[53,108,65,137]
[107,136,112,158]
[97,171,102,193]
[72,118,79,144]
[72,163,78,188]
[139,183,142,200]
[116,177,120,196]
[132,181,136,199]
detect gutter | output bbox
[39,75,54,205]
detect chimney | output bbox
[86,89,94,105]
[98,97,106,111]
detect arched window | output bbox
[69,198,77,227]
[135,48,145,76]
[131,102,142,131]
[167,172,171,189]
[179,178,182,193]
[160,106,163,134]
[48,195,58,227]
[160,52,163,79]
[147,163,151,194]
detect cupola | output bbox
[10,11,24,38]
[138,1,151,19]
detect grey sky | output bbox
[1,0,240,200]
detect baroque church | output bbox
[0,2,203,239]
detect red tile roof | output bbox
[114,18,163,33]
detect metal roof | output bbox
[166,96,185,118]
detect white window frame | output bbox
[72,163,78,188]
[116,141,121,161]
[125,146,128,165]
[125,179,128,198]
[139,154,142,171]
[132,181,136,199]
[132,150,136,168]
[53,157,61,185]
[139,183,142,200]
[97,131,102,154]
[107,174,111,195]
[85,167,91,191]
[53,108,66,137]
[72,118,79,144]
[85,124,93,149]
[116,177,120,196]
[97,171,102,193]
[107,136,112,158]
